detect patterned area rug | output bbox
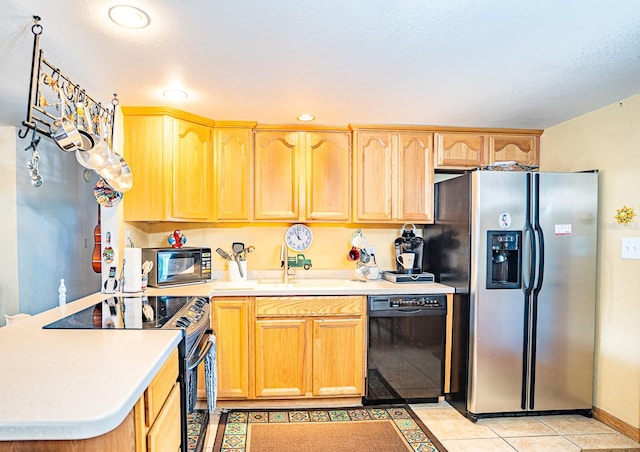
[213,405,446,451]
[187,409,209,452]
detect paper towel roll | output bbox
[123,248,142,293]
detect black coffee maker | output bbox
[394,224,424,274]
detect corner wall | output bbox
[0,127,19,326]
[541,94,640,430]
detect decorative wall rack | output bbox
[19,16,121,188]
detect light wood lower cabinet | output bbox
[255,318,308,398]
[136,347,181,452]
[253,296,365,399]
[0,349,180,452]
[312,318,364,396]
[212,298,250,399]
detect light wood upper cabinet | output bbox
[352,127,433,223]
[397,133,435,222]
[435,131,541,169]
[352,131,394,221]
[489,134,539,166]
[121,107,215,222]
[214,122,256,221]
[254,127,351,222]
[434,132,487,168]
[171,118,213,221]
[122,113,168,221]
[253,131,300,220]
[305,131,351,221]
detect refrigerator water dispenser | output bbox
[487,231,521,289]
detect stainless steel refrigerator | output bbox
[424,169,598,420]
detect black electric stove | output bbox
[43,295,209,335]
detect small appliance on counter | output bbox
[142,247,212,287]
[382,224,434,283]
[393,224,424,274]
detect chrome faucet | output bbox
[280,241,294,284]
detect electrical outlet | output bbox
[621,237,640,260]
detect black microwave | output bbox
[141,247,212,287]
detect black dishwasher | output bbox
[364,294,446,405]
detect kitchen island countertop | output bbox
[0,292,182,441]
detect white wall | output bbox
[541,94,640,429]
[0,127,19,326]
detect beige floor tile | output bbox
[480,417,557,437]
[535,414,616,435]
[441,437,517,451]
[412,405,498,440]
[565,432,640,450]
[505,435,581,451]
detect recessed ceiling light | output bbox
[163,89,189,100]
[108,5,150,29]
[297,113,315,122]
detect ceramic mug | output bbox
[396,253,415,270]
[348,246,360,261]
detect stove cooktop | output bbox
[43,295,198,330]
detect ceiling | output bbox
[1,0,640,131]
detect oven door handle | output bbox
[187,335,214,371]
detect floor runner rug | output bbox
[213,405,446,451]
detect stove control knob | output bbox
[176,317,191,328]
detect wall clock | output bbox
[285,224,313,252]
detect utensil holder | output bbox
[228,261,247,282]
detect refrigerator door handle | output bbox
[523,173,537,291]
[528,173,545,410]
[533,173,545,293]
[520,173,536,410]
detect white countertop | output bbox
[146,270,455,298]
[0,292,182,441]
[0,273,453,441]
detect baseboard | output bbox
[217,397,363,410]
[592,406,640,443]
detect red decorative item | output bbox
[167,229,187,248]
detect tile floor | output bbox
[199,401,640,452]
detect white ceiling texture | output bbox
[1,0,640,130]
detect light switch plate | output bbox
[621,237,640,260]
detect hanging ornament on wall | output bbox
[614,205,635,224]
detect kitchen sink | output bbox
[256,278,361,289]
[212,278,368,291]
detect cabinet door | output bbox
[214,126,253,221]
[171,118,213,220]
[254,131,301,220]
[122,114,170,221]
[397,132,434,222]
[306,131,351,221]
[255,318,308,397]
[146,383,181,452]
[312,318,364,396]
[213,299,250,399]
[489,135,539,166]
[434,132,487,168]
[353,131,394,221]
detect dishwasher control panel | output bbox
[368,294,446,312]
